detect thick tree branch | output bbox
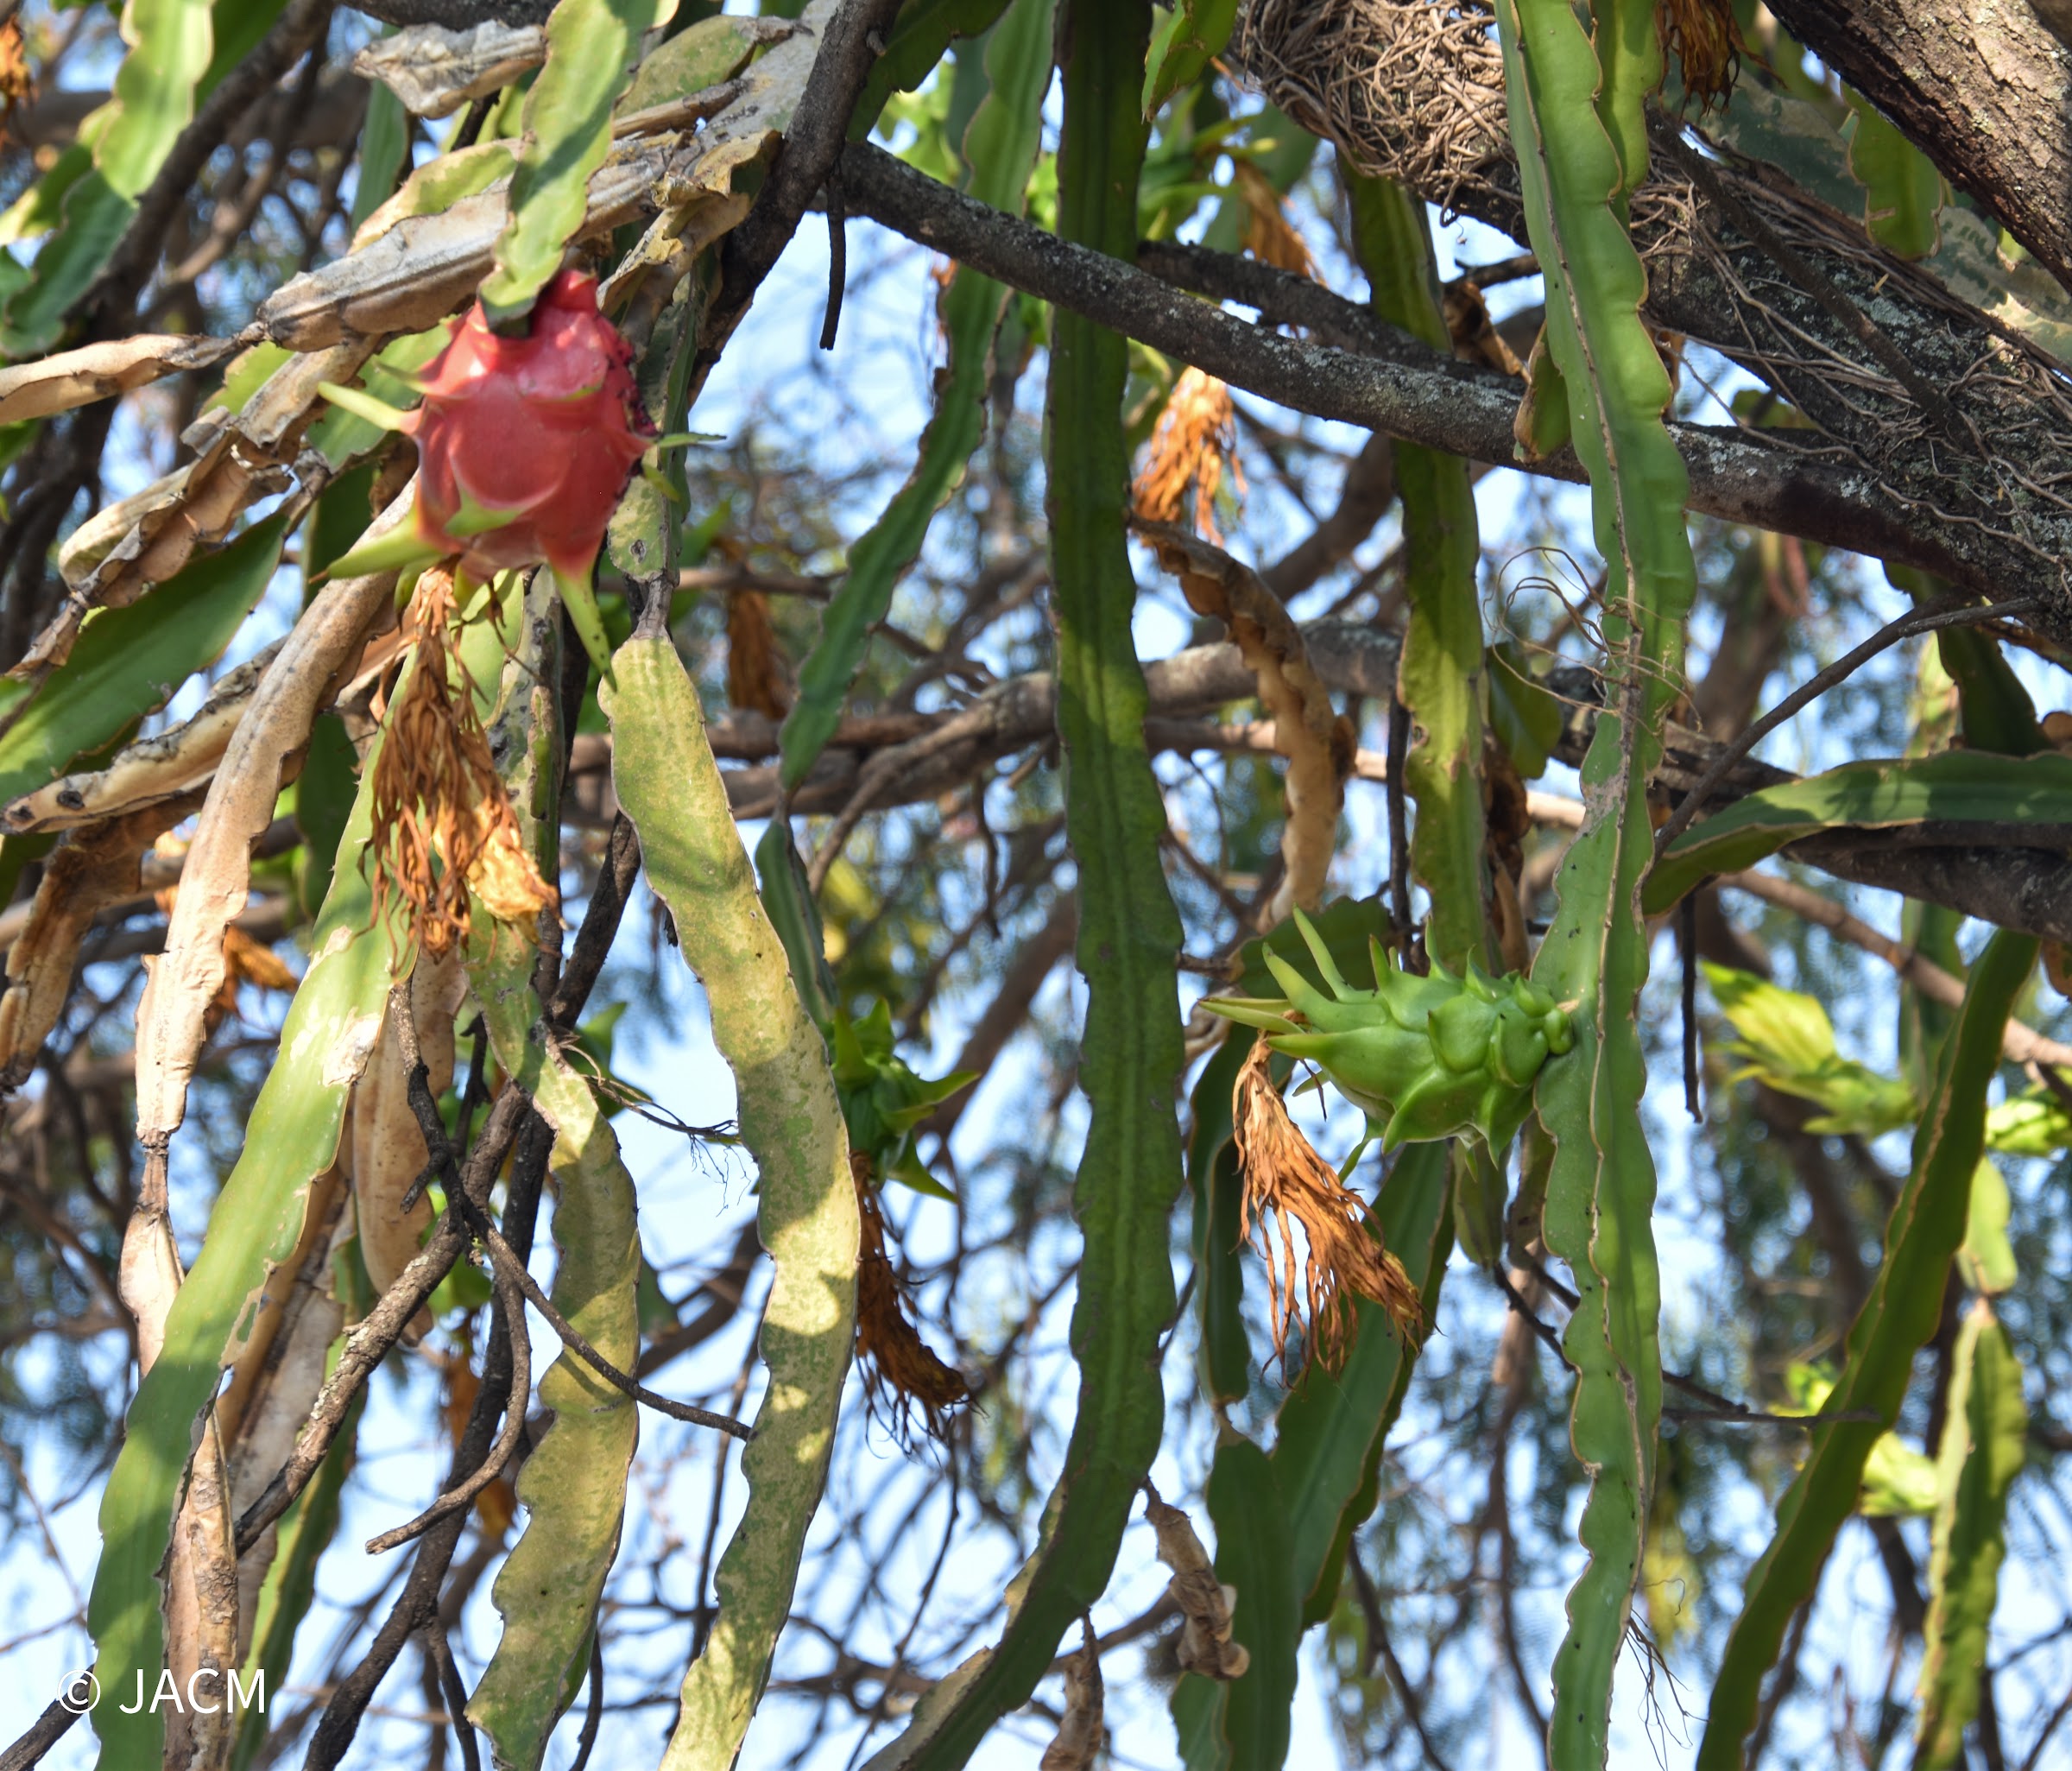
[837,142,2066,629]
[1762,0,2072,300]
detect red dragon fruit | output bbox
[320,269,653,676]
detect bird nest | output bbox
[1233,0,1510,215]
[1232,0,1695,252]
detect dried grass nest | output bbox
[1233,0,1511,214]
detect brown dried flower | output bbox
[365,567,557,964]
[852,1151,969,1443]
[1658,0,1741,110]
[1132,367,1241,544]
[1231,1037,1424,1375]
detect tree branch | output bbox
[1761,0,2072,300]
[836,142,2067,629]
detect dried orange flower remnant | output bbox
[1232,1037,1424,1375]
[1132,366,1241,544]
[852,1153,969,1443]
[366,569,557,963]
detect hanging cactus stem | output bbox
[1201,905,1576,1158]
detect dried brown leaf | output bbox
[0,331,243,426]
[1138,522,1351,920]
[347,948,467,1343]
[0,793,204,1090]
[1144,1485,1250,1681]
[725,588,792,719]
[1235,161,1316,280]
[1442,278,1524,376]
[1040,1619,1106,1770]
[365,567,558,964]
[352,21,546,119]
[131,487,414,1163]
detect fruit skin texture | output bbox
[1204,906,1576,1156]
[401,268,652,585]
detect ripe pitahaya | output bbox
[320,269,653,677]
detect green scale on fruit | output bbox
[1203,907,1576,1159]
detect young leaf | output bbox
[1697,929,2038,1769]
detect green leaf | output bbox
[358,142,516,238]
[776,0,1051,794]
[1916,1300,2027,1768]
[1177,1141,1451,1768]
[1843,91,1943,260]
[1176,1441,1301,1771]
[1959,1159,2018,1296]
[1985,1091,2072,1156]
[0,514,287,806]
[1702,962,1917,1137]
[606,635,857,1771]
[460,575,641,1771]
[479,0,668,324]
[85,678,400,1770]
[851,0,1014,142]
[1696,929,2038,1771]
[621,13,774,115]
[1142,0,1238,119]
[1,0,212,357]
[347,74,412,233]
[863,6,1187,1762]
[1488,641,1563,779]
[1646,750,2072,915]
[1187,1031,1254,1407]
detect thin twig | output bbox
[567,1633,606,1771]
[423,1627,481,1771]
[233,1085,530,1555]
[1386,691,1413,948]
[820,166,848,351]
[389,985,752,1443]
[0,1701,79,1771]
[364,1254,530,1554]
[1651,597,2034,857]
[1681,895,1702,1123]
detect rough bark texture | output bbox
[1764,0,2072,299]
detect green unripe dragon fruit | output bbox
[1203,907,1575,1156]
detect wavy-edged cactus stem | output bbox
[1203,906,1575,1158]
